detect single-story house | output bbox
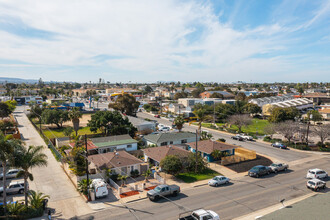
[200,91,235,99]
[88,151,145,176]
[144,132,196,147]
[187,140,237,162]
[319,108,330,120]
[143,145,191,166]
[90,134,138,153]
[127,116,156,133]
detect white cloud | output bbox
[0,0,329,82]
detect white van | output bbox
[91,179,108,198]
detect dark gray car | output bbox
[248,165,271,178]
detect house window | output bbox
[161,142,167,146]
[181,139,187,144]
[170,141,173,144]
[127,144,132,148]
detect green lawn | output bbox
[195,119,269,136]
[175,168,219,183]
[43,127,99,139]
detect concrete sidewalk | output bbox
[14,107,93,219]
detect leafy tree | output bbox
[87,110,137,137]
[118,174,128,186]
[233,100,247,114]
[0,119,14,135]
[63,127,74,137]
[144,85,153,94]
[28,190,50,210]
[28,104,43,120]
[268,107,299,123]
[215,103,235,120]
[0,102,12,118]
[68,107,82,136]
[185,153,208,173]
[228,114,252,133]
[244,103,262,115]
[41,109,69,128]
[173,116,185,131]
[306,110,323,124]
[108,93,140,116]
[160,155,182,175]
[210,93,224,99]
[211,150,228,161]
[14,145,48,206]
[4,100,17,112]
[142,169,152,182]
[191,87,205,98]
[77,179,92,196]
[201,131,213,140]
[174,91,188,100]
[235,92,247,101]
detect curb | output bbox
[125,196,148,204]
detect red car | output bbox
[154,115,160,118]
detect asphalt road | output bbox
[136,112,310,162]
[77,156,330,220]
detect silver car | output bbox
[269,163,289,173]
[0,181,28,196]
[0,169,21,180]
[208,176,230,187]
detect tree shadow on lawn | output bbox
[224,155,273,173]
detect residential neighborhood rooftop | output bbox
[88,151,143,169]
[143,145,190,163]
[144,132,196,143]
[189,140,237,154]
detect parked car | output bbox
[306,168,328,179]
[154,115,160,118]
[159,126,170,132]
[0,181,28,196]
[147,184,180,201]
[306,179,326,191]
[178,209,220,220]
[231,135,244,141]
[0,169,21,180]
[208,176,230,187]
[248,165,271,178]
[269,163,289,173]
[90,179,108,198]
[271,142,287,149]
[239,134,253,141]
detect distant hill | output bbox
[0,77,38,84]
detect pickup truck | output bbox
[147,184,180,201]
[268,163,288,173]
[179,209,220,220]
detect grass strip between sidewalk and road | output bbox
[175,168,220,183]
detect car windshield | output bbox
[271,164,278,167]
[309,171,315,174]
[308,181,315,185]
[212,177,218,180]
[154,186,161,193]
[250,167,259,171]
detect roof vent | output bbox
[115,152,119,155]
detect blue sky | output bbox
[0,0,329,83]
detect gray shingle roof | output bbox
[144,132,196,144]
[91,134,135,144]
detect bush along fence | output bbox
[29,118,63,161]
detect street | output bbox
[78,156,330,220]
[136,112,310,162]
[12,106,93,219]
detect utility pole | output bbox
[85,134,90,201]
[306,114,312,146]
[213,102,215,125]
[195,129,198,173]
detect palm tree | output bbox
[28,190,50,210]
[68,107,82,136]
[0,133,19,214]
[173,116,185,131]
[142,169,152,182]
[118,174,128,187]
[77,178,92,196]
[193,108,212,134]
[14,145,48,206]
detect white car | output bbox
[159,126,170,132]
[239,134,253,141]
[0,169,21,180]
[306,169,328,179]
[208,176,230,187]
[0,181,28,196]
[306,179,326,191]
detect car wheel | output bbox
[274,170,278,174]
[155,195,160,201]
[267,171,270,175]
[226,181,229,184]
[284,167,287,171]
[256,174,259,178]
[323,185,326,189]
[215,183,218,187]
[0,192,2,197]
[19,189,24,194]
[315,188,319,192]
[172,191,178,197]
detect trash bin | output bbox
[90,190,95,201]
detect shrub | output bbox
[130,169,139,177]
[110,173,119,182]
[263,136,272,142]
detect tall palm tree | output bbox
[0,133,20,214]
[173,116,185,131]
[14,145,48,206]
[193,108,211,134]
[69,107,82,136]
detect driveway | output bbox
[137,112,311,162]
[13,106,92,219]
